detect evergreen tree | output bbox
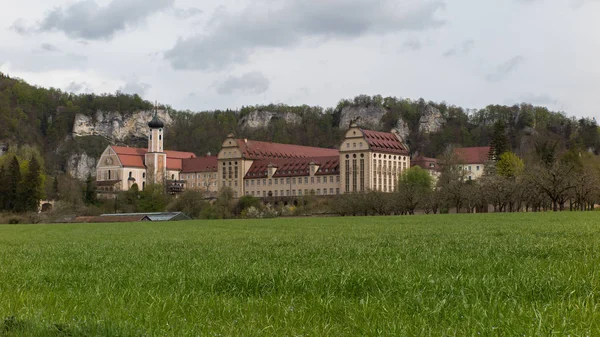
[0,166,5,211]
[489,120,509,161]
[19,156,42,212]
[84,174,97,205]
[6,156,21,212]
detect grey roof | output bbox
[100,212,191,221]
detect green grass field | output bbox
[1,213,599,336]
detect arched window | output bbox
[171,174,175,180]
[159,135,162,140]
[108,170,111,180]
[143,173,146,178]
[129,172,132,178]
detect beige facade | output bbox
[339,124,410,193]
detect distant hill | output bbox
[0,72,598,179]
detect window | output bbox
[292,178,296,184]
[330,188,334,195]
[108,170,111,180]
[305,177,308,184]
[143,173,146,179]
[353,143,356,148]
[269,179,272,185]
[311,177,315,183]
[468,176,472,181]
[159,135,162,140]
[292,190,296,196]
[275,179,278,185]
[360,158,365,191]
[317,177,321,183]
[345,160,350,192]
[317,189,321,195]
[323,189,327,195]
[477,166,480,171]
[286,178,291,184]
[468,166,472,171]
[235,165,238,178]
[263,191,267,197]
[274,190,278,197]
[245,180,249,186]
[336,176,340,183]
[251,180,255,186]
[352,159,358,192]
[298,190,302,196]
[330,176,333,183]
[298,178,302,185]
[128,172,132,178]
[263,179,266,185]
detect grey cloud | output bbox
[215,72,270,95]
[443,39,474,57]
[486,56,524,82]
[16,0,174,40]
[10,19,31,35]
[165,0,445,70]
[120,80,151,97]
[172,7,203,19]
[399,39,422,52]
[41,43,61,52]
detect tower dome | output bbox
[148,109,164,129]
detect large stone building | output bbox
[96,114,414,198]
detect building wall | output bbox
[339,127,410,193]
[462,163,485,181]
[244,174,341,198]
[180,172,219,193]
[218,136,252,199]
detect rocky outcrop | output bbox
[393,119,410,141]
[72,110,172,141]
[418,105,445,134]
[238,110,302,129]
[67,152,97,180]
[338,105,387,130]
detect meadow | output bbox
[0,213,599,336]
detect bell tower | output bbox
[145,103,167,184]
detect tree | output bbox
[138,183,168,212]
[6,156,21,212]
[437,149,467,213]
[167,190,208,219]
[525,143,577,212]
[19,156,43,212]
[397,166,433,214]
[0,166,5,211]
[496,152,524,179]
[83,174,97,205]
[489,120,509,161]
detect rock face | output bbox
[238,110,302,129]
[393,119,411,142]
[67,152,97,180]
[72,109,172,141]
[338,106,387,130]
[418,105,445,134]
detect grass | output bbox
[0,213,599,336]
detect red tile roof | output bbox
[110,146,196,170]
[361,129,409,155]
[411,156,440,172]
[181,156,218,173]
[244,156,340,179]
[454,147,491,164]
[235,139,338,160]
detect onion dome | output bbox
[148,110,164,129]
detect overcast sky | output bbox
[1,0,599,118]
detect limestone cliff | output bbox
[72,109,172,141]
[238,110,302,129]
[338,105,387,130]
[418,105,445,134]
[67,152,97,180]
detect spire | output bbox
[148,101,164,128]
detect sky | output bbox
[1,0,599,118]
